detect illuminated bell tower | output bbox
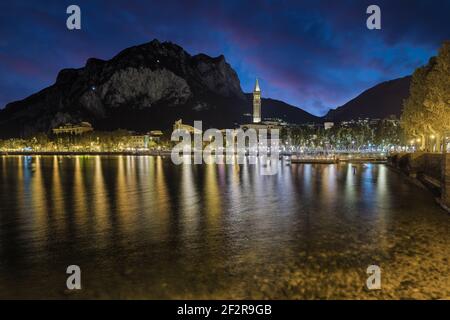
[253,78,261,123]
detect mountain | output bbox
[247,95,319,123]
[324,76,411,122]
[0,39,319,138]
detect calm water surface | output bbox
[0,155,449,299]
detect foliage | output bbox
[0,130,167,152]
[401,41,450,150]
[286,119,403,151]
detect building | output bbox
[240,78,285,134]
[52,122,93,135]
[240,122,282,132]
[264,118,288,126]
[148,130,164,142]
[126,131,164,149]
[253,78,261,123]
[173,119,202,134]
[324,122,334,130]
[128,135,149,149]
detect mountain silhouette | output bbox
[0,39,319,137]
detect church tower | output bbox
[253,78,261,123]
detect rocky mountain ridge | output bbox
[0,39,411,137]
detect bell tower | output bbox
[253,78,261,123]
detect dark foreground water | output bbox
[0,155,448,299]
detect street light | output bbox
[445,132,450,153]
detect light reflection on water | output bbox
[0,155,449,299]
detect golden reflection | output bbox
[116,156,138,234]
[116,156,128,223]
[15,157,30,232]
[345,163,356,201]
[322,165,337,205]
[253,158,263,196]
[204,163,221,227]
[241,158,250,190]
[73,156,87,223]
[226,159,241,212]
[154,156,170,229]
[137,156,171,241]
[377,165,387,198]
[1,156,6,180]
[116,156,127,210]
[16,156,24,206]
[126,155,134,178]
[142,156,154,198]
[51,157,64,229]
[376,165,388,236]
[303,164,312,197]
[30,156,47,238]
[92,156,110,237]
[180,163,199,234]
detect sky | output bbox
[0,0,449,116]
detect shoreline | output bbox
[0,151,173,156]
[386,162,450,214]
[1,151,386,159]
[0,151,388,164]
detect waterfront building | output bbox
[240,122,282,132]
[173,119,202,134]
[52,122,93,135]
[240,78,284,139]
[128,135,149,149]
[148,130,164,142]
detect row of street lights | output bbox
[409,134,450,153]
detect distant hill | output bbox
[0,39,319,138]
[324,76,411,122]
[243,94,319,124]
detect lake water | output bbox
[0,155,448,299]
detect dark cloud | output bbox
[0,0,449,115]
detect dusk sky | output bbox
[0,0,449,116]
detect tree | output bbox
[424,41,450,150]
[401,41,450,151]
[401,65,430,150]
